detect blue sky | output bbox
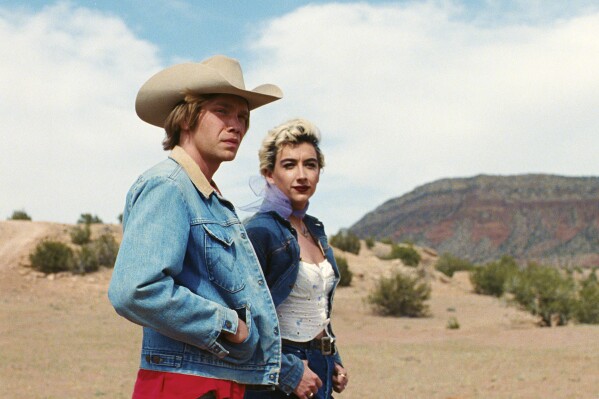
[2,1,599,233]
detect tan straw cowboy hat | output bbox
[135,55,283,128]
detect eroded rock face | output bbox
[351,174,599,266]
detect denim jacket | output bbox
[108,146,281,386]
[244,211,343,394]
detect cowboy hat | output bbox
[135,55,283,128]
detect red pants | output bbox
[132,369,245,399]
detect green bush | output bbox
[446,316,460,329]
[73,244,100,274]
[335,256,353,287]
[91,233,119,267]
[77,213,103,224]
[384,243,421,267]
[470,256,519,297]
[330,230,360,255]
[8,210,32,221]
[367,271,431,317]
[510,263,577,326]
[365,237,375,249]
[573,273,599,324]
[70,224,91,245]
[29,240,75,274]
[435,253,474,277]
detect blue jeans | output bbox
[245,342,335,399]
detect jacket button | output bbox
[151,355,161,364]
[225,320,233,329]
[273,327,279,335]
[269,373,276,380]
[258,279,264,285]
[240,232,247,239]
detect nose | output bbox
[296,165,307,180]
[228,117,243,134]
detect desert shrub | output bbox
[29,240,75,274]
[9,210,31,221]
[77,213,103,224]
[470,255,519,297]
[385,243,421,267]
[365,237,375,249]
[573,273,599,324]
[381,238,393,245]
[446,316,460,329]
[330,230,360,255]
[335,256,353,287]
[70,223,91,245]
[510,263,577,326]
[367,271,431,317]
[73,244,100,274]
[91,233,119,267]
[435,253,474,277]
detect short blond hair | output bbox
[258,118,325,176]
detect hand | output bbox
[293,360,322,399]
[332,363,348,393]
[222,319,248,343]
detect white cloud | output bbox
[244,1,599,231]
[2,1,599,234]
[0,2,164,223]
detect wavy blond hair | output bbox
[258,118,325,176]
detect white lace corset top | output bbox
[276,259,336,341]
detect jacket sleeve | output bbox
[108,176,240,359]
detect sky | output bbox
[1,0,599,233]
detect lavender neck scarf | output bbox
[258,183,309,220]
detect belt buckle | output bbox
[320,337,335,355]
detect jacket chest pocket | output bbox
[202,224,246,293]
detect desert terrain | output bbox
[1,220,598,398]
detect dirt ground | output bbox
[1,220,598,399]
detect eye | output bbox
[305,161,318,169]
[282,162,295,169]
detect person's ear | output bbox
[265,170,275,185]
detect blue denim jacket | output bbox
[244,211,343,394]
[108,147,281,386]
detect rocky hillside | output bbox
[350,174,599,266]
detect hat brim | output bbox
[135,62,283,128]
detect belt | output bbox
[281,336,336,355]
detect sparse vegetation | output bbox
[330,230,361,255]
[70,223,92,245]
[90,232,119,268]
[446,316,460,329]
[469,256,599,326]
[470,255,519,297]
[367,270,431,317]
[574,272,599,324]
[509,263,577,326]
[29,240,75,274]
[365,237,375,249]
[8,210,31,221]
[435,253,474,277]
[383,243,421,266]
[77,213,103,224]
[335,255,353,287]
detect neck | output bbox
[179,142,220,180]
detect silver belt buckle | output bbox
[320,337,334,355]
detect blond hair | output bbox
[258,118,325,176]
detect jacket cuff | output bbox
[277,354,304,395]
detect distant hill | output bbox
[350,174,599,267]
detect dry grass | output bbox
[1,221,598,398]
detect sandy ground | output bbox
[1,220,598,399]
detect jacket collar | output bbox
[169,146,215,198]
